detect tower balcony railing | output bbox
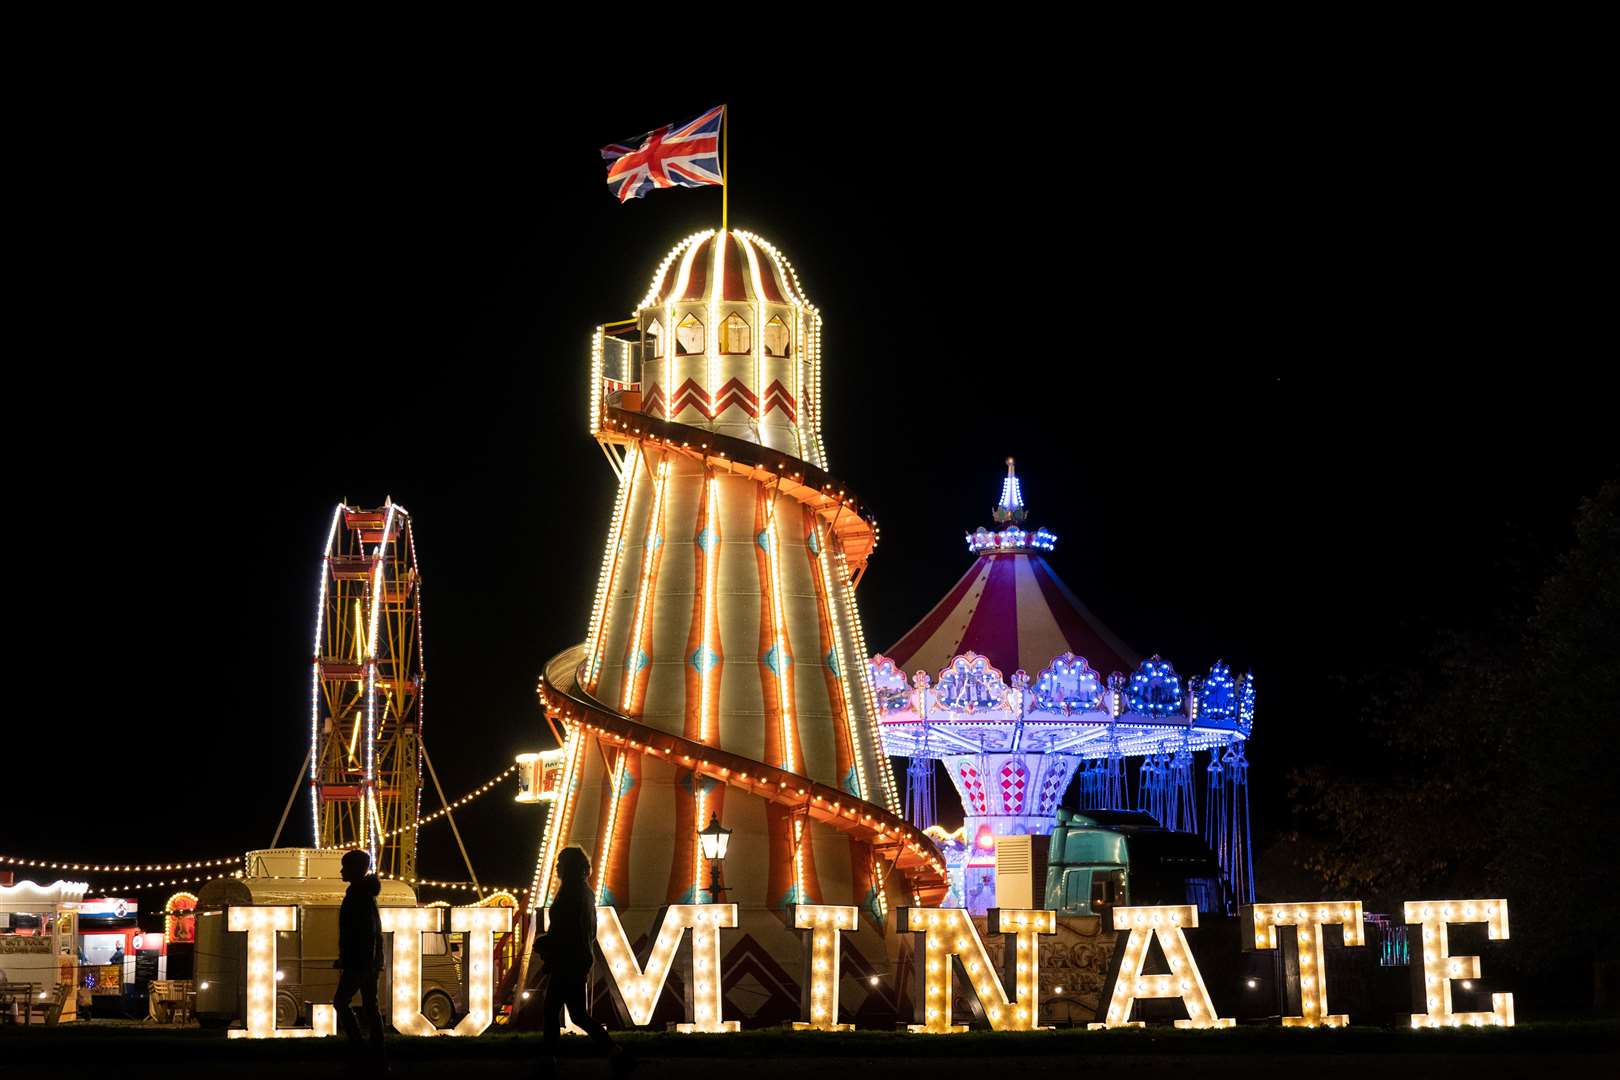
[603,378,643,413]
[591,325,645,431]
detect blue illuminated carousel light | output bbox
[1034,652,1104,713]
[1238,672,1256,733]
[1195,660,1239,726]
[999,473,1024,515]
[965,525,1059,553]
[1125,655,1183,717]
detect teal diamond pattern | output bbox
[862,886,883,926]
[843,768,860,797]
[756,528,772,553]
[629,649,651,675]
[689,646,720,674]
[696,526,718,553]
[764,643,791,676]
[680,772,719,798]
[826,648,841,678]
[807,529,821,556]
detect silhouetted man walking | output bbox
[333,849,385,1072]
[536,846,631,1077]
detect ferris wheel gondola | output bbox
[309,500,424,879]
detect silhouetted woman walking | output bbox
[535,846,632,1077]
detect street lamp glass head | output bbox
[698,812,733,862]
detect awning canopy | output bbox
[0,880,88,910]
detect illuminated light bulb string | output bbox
[1,765,517,886]
[74,871,237,894]
[379,875,530,897]
[0,854,240,875]
[379,764,518,840]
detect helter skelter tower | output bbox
[309,501,424,880]
[534,229,948,1027]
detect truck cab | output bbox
[1044,809,1228,918]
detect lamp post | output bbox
[697,812,733,902]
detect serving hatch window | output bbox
[720,312,751,354]
[675,314,704,356]
[763,315,790,358]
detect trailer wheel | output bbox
[275,989,301,1028]
[422,990,454,1029]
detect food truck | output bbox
[0,879,85,1022]
[77,896,165,998]
[193,849,466,1030]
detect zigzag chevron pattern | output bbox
[762,381,796,421]
[670,378,762,420]
[668,379,712,419]
[713,378,759,418]
[643,384,667,418]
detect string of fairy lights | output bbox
[0,854,240,875]
[379,764,518,840]
[378,876,529,897]
[0,764,520,891]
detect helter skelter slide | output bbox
[531,230,947,1027]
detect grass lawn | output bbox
[2,1020,1617,1077]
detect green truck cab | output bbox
[1044,809,1228,917]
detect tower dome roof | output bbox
[638,229,810,310]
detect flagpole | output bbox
[721,103,729,233]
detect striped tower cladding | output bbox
[638,231,818,468]
[560,446,887,919]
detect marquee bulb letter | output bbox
[226,905,337,1039]
[1089,905,1233,1030]
[1405,899,1513,1028]
[596,903,739,1032]
[792,904,858,1031]
[899,907,1056,1033]
[449,906,512,1036]
[378,905,444,1036]
[1246,901,1364,1027]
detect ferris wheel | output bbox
[309,500,424,879]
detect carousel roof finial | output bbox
[993,457,1027,524]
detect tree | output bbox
[1291,479,1619,1002]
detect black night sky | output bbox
[7,69,1612,911]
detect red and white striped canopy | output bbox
[885,550,1139,683]
[638,230,806,309]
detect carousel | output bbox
[872,460,1256,913]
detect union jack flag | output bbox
[601,106,724,203]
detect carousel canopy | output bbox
[884,459,1139,681]
[873,460,1258,907]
